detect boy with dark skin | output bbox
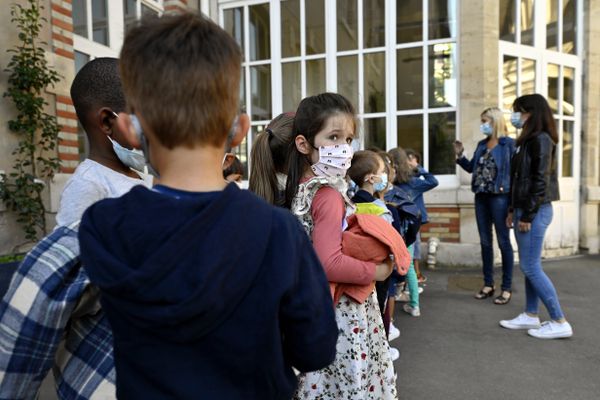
[56,57,151,226]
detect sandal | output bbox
[494,291,512,305]
[474,286,495,300]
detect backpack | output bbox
[386,187,421,247]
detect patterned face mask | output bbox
[310,143,354,178]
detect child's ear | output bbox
[295,135,312,155]
[115,112,142,149]
[98,108,115,136]
[230,113,250,148]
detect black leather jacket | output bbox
[509,132,560,222]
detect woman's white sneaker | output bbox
[527,321,573,339]
[499,313,541,330]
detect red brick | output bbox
[54,48,74,59]
[60,166,76,173]
[52,18,73,32]
[52,32,74,46]
[59,138,79,147]
[56,95,73,105]
[59,152,79,161]
[60,125,79,134]
[51,3,71,18]
[57,110,77,120]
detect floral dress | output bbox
[291,176,398,400]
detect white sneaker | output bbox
[395,291,410,302]
[404,287,424,295]
[527,321,573,339]
[499,313,541,330]
[403,304,420,317]
[389,347,400,361]
[388,323,400,341]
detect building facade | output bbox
[0,0,598,265]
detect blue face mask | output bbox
[373,172,388,192]
[511,112,524,129]
[480,122,493,136]
[108,136,146,171]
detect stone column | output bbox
[580,0,600,253]
[457,0,500,252]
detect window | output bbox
[220,0,458,177]
[396,0,458,175]
[500,0,580,178]
[73,0,109,46]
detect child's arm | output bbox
[410,166,439,194]
[0,226,90,397]
[311,187,377,285]
[279,221,338,372]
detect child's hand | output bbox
[375,258,394,281]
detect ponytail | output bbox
[249,112,295,205]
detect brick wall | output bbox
[50,0,79,173]
[164,0,188,14]
[420,207,460,243]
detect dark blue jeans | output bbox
[475,193,514,291]
[514,204,564,320]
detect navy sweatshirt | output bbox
[79,183,337,399]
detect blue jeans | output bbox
[514,204,564,320]
[474,193,514,291]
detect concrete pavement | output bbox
[392,254,600,400]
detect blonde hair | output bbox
[481,107,508,138]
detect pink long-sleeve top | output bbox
[310,186,377,284]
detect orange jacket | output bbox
[332,213,410,305]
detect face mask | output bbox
[511,112,524,129]
[480,123,493,136]
[107,135,146,172]
[373,172,388,192]
[310,143,353,178]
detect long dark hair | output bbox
[513,94,558,145]
[249,112,295,205]
[284,93,356,209]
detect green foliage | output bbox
[0,0,61,242]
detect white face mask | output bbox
[310,143,354,178]
[108,136,146,171]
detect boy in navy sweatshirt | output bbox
[78,13,337,400]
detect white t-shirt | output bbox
[55,159,152,227]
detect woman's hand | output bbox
[518,221,532,232]
[506,212,513,229]
[375,258,394,281]
[453,140,464,158]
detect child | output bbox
[249,112,295,205]
[223,155,244,185]
[0,57,144,398]
[284,93,397,399]
[56,58,151,226]
[386,147,427,317]
[78,14,338,399]
[402,149,438,284]
[348,150,404,361]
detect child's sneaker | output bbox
[389,347,400,361]
[527,321,573,339]
[404,287,424,295]
[388,323,400,341]
[499,313,541,330]
[403,304,420,317]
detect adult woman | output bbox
[499,94,572,339]
[453,107,515,305]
